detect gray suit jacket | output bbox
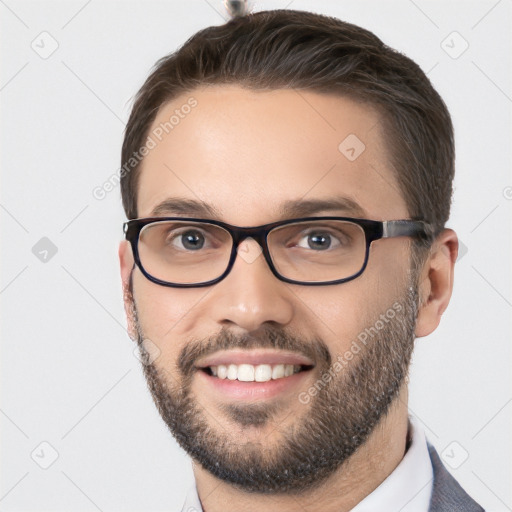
[427,442,484,511]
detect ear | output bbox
[119,240,133,286]
[415,229,458,338]
[119,240,137,341]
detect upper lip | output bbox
[195,349,315,369]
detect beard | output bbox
[125,274,419,495]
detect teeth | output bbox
[237,364,255,382]
[254,364,272,382]
[272,364,285,379]
[208,363,303,382]
[217,364,228,379]
[227,364,238,380]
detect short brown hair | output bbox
[121,9,453,256]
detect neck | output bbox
[192,385,410,512]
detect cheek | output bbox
[132,273,207,354]
[366,240,412,296]
[291,244,409,355]
[292,283,381,356]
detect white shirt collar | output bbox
[180,415,433,512]
[349,415,433,512]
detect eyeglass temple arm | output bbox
[382,220,433,240]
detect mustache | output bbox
[178,326,332,377]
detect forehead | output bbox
[137,85,408,222]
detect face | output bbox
[120,86,421,492]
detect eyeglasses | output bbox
[123,216,432,288]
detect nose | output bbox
[207,237,294,332]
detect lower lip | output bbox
[195,369,312,400]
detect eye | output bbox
[169,229,206,251]
[296,231,341,251]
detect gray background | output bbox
[1,0,511,510]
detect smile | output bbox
[203,363,312,382]
[194,349,315,398]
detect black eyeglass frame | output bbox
[123,216,433,288]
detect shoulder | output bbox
[427,442,485,512]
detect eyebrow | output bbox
[150,198,221,218]
[278,197,367,219]
[148,196,367,220]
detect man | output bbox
[118,8,484,512]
